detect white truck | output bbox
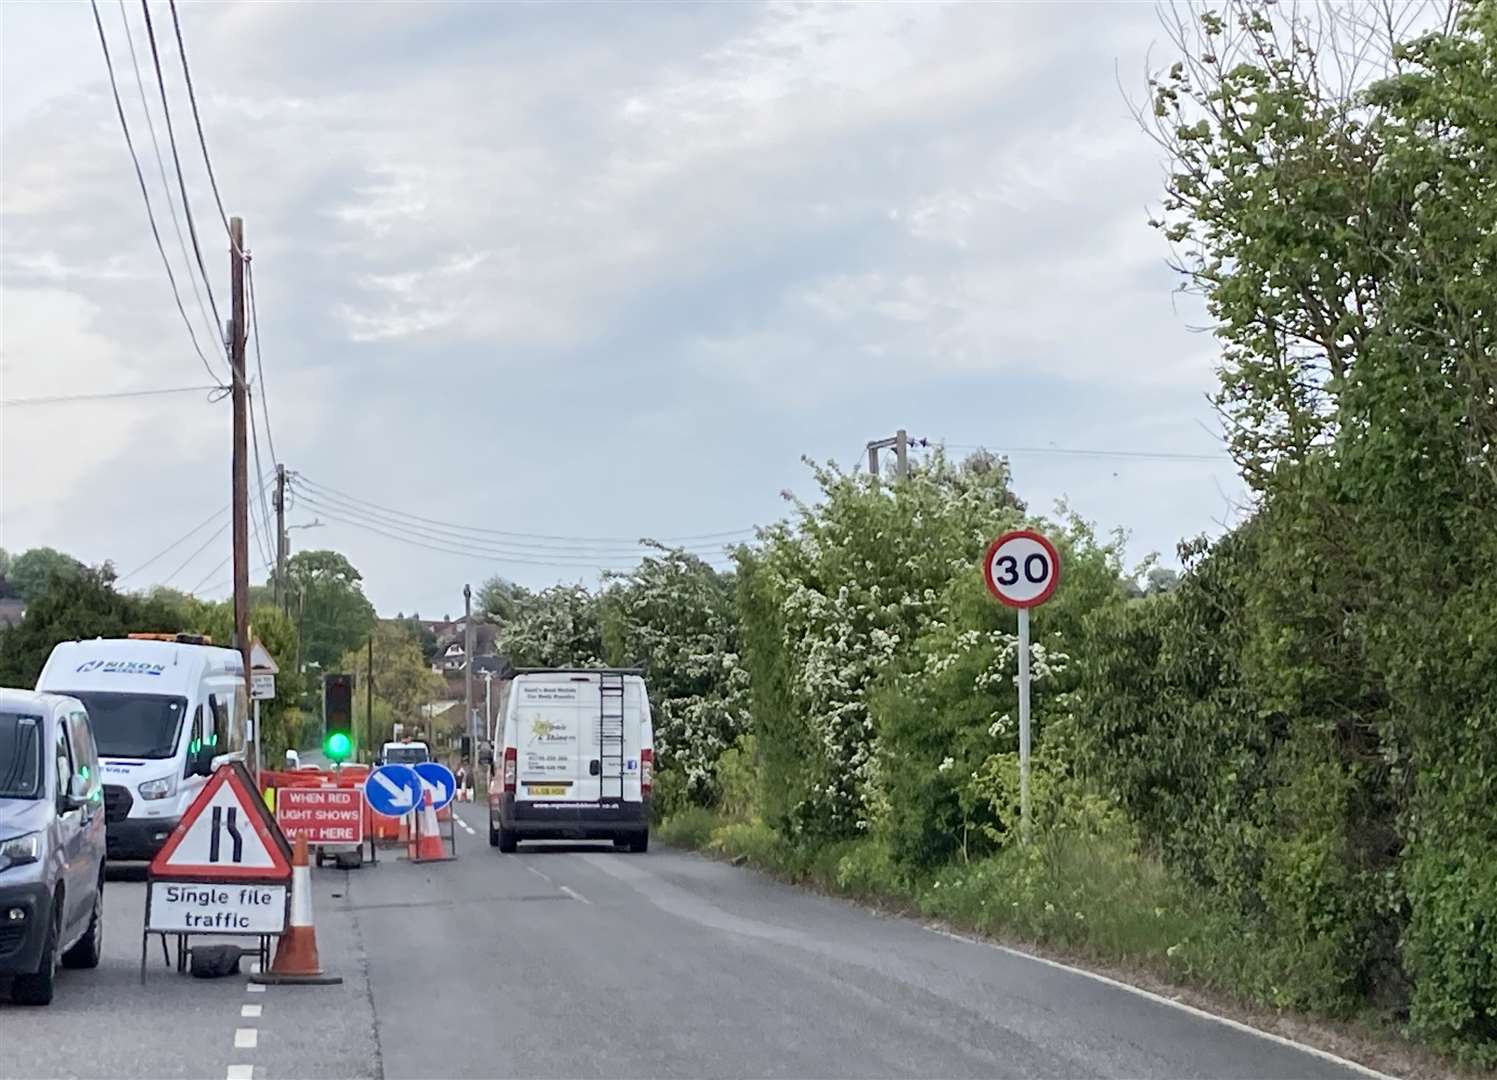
[34,635,245,861]
[489,668,653,853]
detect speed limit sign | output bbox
[982,529,1061,608]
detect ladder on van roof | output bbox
[598,672,626,802]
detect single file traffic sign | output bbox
[413,761,457,811]
[364,763,422,817]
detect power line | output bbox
[167,0,235,246]
[115,0,219,359]
[88,0,223,385]
[291,474,757,548]
[300,502,734,571]
[247,389,276,567]
[117,496,231,582]
[0,385,221,408]
[290,485,745,560]
[137,0,225,367]
[246,261,277,466]
[161,519,229,588]
[939,441,1226,463]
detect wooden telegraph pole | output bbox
[230,216,253,775]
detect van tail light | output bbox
[502,747,517,793]
[640,748,653,797]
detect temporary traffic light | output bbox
[323,673,354,763]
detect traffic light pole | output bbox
[366,634,374,763]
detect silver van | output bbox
[0,688,107,1005]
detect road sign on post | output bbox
[364,763,423,818]
[413,761,456,812]
[982,529,1061,840]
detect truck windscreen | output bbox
[65,692,188,759]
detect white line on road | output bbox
[241,1004,262,1018]
[559,884,590,905]
[526,865,554,885]
[233,1028,258,1050]
[226,1066,254,1080]
[245,981,265,993]
[924,927,1399,1080]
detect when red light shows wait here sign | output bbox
[275,788,365,846]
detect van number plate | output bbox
[527,785,567,797]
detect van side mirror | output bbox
[64,774,90,809]
[192,746,217,777]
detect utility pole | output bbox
[274,464,287,614]
[229,216,253,775]
[366,632,374,765]
[865,430,913,479]
[463,584,475,753]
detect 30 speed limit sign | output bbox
[982,529,1061,608]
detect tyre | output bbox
[488,818,500,848]
[628,831,649,854]
[62,876,103,970]
[13,899,60,1005]
[497,825,518,853]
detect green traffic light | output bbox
[325,731,352,762]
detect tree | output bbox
[477,576,528,625]
[336,622,444,752]
[286,550,376,674]
[494,584,602,668]
[0,565,185,685]
[7,547,85,603]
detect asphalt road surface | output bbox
[1,802,1383,1080]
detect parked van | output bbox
[378,739,430,766]
[35,635,246,861]
[0,688,107,1005]
[489,668,652,853]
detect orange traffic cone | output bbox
[397,810,412,846]
[411,789,450,861]
[251,835,342,985]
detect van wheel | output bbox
[628,831,649,854]
[13,901,60,1005]
[497,825,518,853]
[62,876,103,970]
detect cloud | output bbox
[1,1,1240,613]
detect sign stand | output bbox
[982,529,1062,841]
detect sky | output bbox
[1,0,1247,619]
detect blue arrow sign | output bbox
[414,761,457,811]
[365,764,422,817]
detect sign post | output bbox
[982,529,1061,840]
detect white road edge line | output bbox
[559,884,591,905]
[925,928,1399,1080]
[226,1065,254,1080]
[241,1004,262,1018]
[233,1028,258,1050]
[526,865,554,885]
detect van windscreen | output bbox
[65,692,188,759]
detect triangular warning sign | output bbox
[149,762,292,882]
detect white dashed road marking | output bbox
[560,885,590,905]
[226,1065,254,1080]
[234,1028,258,1050]
[241,1004,262,1018]
[246,981,265,992]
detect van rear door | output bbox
[514,676,593,804]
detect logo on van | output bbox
[75,660,166,676]
[529,717,574,743]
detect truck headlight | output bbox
[0,832,42,871]
[138,776,178,800]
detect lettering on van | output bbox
[529,717,574,743]
[75,660,167,676]
[519,685,580,703]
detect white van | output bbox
[35,636,246,861]
[489,669,652,853]
[378,739,431,766]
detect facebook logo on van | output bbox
[75,660,166,676]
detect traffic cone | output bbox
[412,789,449,861]
[398,810,412,846]
[251,835,342,985]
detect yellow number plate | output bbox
[527,785,567,796]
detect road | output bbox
[2,801,1381,1080]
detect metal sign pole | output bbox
[1018,606,1031,841]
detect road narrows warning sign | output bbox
[149,762,292,882]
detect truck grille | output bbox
[103,784,133,824]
